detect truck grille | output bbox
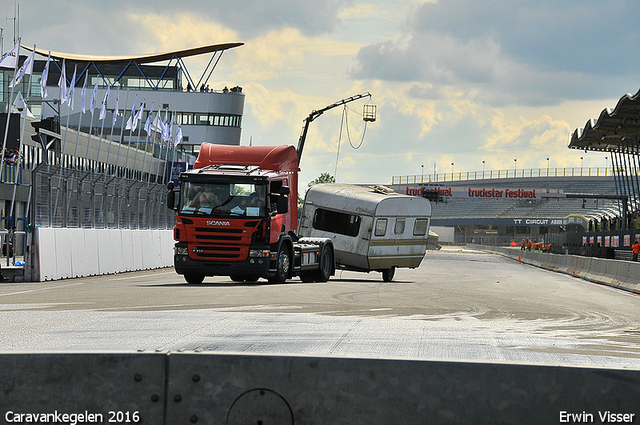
[189,227,248,261]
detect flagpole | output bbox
[83,81,98,171]
[113,89,129,178]
[122,92,136,179]
[152,115,165,186]
[139,101,153,182]
[9,43,35,230]
[104,85,120,175]
[1,38,20,176]
[52,59,73,224]
[144,101,156,185]
[167,110,177,184]
[72,70,88,168]
[161,110,172,186]
[109,89,129,228]
[96,85,110,174]
[84,106,95,171]
[59,64,76,169]
[131,98,145,181]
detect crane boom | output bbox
[296,92,371,163]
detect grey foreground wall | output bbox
[470,244,640,294]
[1,352,640,424]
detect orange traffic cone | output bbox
[518,255,521,262]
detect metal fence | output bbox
[33,164,174,230]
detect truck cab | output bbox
[168,143,333,284]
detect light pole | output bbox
[451,162,454,174]
[546,157,550,176]
[421,164,424,182]
[605,156,608,175]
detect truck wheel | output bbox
[269,245,291,284]
[185,274,205,284]
[314,244,333,282]
[381,267,395,282]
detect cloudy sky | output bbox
[3,0,639,187]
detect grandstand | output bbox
[390,170,623,245]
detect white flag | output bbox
[41,54,50,99]
[162,110,170,141]
[126,98,137,131]
[67,65,77,109]
[58,59,68,104]
[152,113,163,135]
[9,48,35,88]
[81,71,88,113]
[144,104,154,135]
[174,124,183,147]
[99,85,110,120]
[0,43,19,69]
[132,102,144,131]
[12,92,34,117]
[89,82,98,116]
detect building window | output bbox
[313,208,361,237]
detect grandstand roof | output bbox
[21,42,244,64]
[569,88,640,153]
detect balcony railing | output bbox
[392,167,612,185]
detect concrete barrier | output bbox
[35,228,174,281]
[470,245,640,295]
[0,353,166,424]
[1,352,639,425]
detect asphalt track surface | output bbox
[2,247,640,368]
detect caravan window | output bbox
[374,219,388,236]
[413,218,429,236]
[394,219,406,235]
[313,208,361,237]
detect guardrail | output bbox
[1,352,638,424]
[392,167,612,184]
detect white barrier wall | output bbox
[35,228,174,281]
[472,245,640,295]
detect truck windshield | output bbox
[179,182,267,218]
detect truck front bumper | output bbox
[173,243,272,278]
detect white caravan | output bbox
[299,183,432,281]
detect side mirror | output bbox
[279,186,290,195]
[167,181,176,210]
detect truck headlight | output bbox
[175,246,188,256]
[249,249,270,258]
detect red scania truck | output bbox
[167,93,374,284]
[166,143,335,284]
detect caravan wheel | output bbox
[381,267,395,282]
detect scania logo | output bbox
[207,220,231,226]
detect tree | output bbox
[308,172,335,188]
[299,173,336,209]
